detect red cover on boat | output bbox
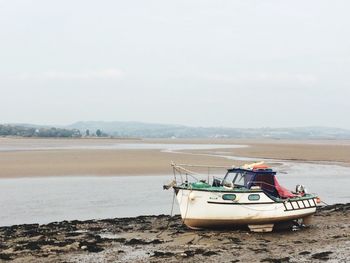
[252,164,270,170]
[273,177,297,198]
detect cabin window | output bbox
[248,194,260,201]
[233,172,253,188]
[234,173,245,186]
[222,172,236,187]
[222,194,236,201]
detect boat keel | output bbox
[302,215,313,225]
[248,224,274,232]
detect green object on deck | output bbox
[191,182,211,188]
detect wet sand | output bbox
[0,138,350,178]
[0,204,349,262]
[198,139,350,164]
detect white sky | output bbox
[0,0,349,128]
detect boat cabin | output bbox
[222,166,296,199]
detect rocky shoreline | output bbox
[0,204,349,263]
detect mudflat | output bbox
[0,204,349,262]
[0,138,350,178]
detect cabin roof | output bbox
[227,167,277,175]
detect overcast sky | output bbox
[0,0,349,128]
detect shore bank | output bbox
[0,204,349,262]
[0,138,350,178]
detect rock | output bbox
[22,242,41,251]
[151,251,175,257]
[203,250,218,256]
[261,257,290,263]
[86,245,104,253]
[114,237,126,243]
[0,253,12,261]
[124,238,163,245]
[229,237,242,244]
[148,239,164,244]
[250,248,269,253]
[194,248,205,254]
[125,238,149,245]
[299,251,311,255]
[183,250,195,257]
[138,225,152,231]
[66,232,83,237]
[311,251,333,260]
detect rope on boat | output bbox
[175,163,231,169]
[171,162,231,185]
[171,162,201,182]
[156,191,177,238]
[170,191,176,217]
[165,191,176,229]
[182,189,191,224]
[320,200,330,206]
[172,163,201,176]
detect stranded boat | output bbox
[164,162,320,232]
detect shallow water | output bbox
[0,176,177,226]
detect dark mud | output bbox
[0,204,349,262]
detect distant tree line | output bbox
[85,129,108,137]
[0,125,81,138]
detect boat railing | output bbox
[171,162,230,185]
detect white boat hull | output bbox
[175,188,317,229]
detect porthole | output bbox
[222,194,236,201]
[248,194,260,201]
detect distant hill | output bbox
[66,121,350,139]
[4,121,350,139]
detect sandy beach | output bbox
[1,138,350,178]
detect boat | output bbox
[164,162,320,232]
